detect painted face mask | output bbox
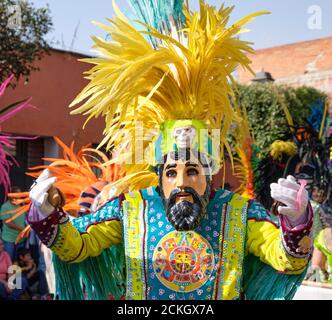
[159,149,211,231]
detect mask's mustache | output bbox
[168,187,201,204]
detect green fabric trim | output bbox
[53,243,126,300]
[243,254,307,300]
[53,254,83,300]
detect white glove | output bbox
[30,169,57,217]
[270,175,309,222]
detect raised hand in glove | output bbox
[270,175,309,224]
[30,169,65,217]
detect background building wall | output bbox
[238,36,332,112]
[1,49,105,191]
[1,49,104,148]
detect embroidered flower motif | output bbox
[197,289,203,296]
[211,220,217,226]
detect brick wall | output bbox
[239,37,332,82]
[238,36,332,112]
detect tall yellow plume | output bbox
[233,104,255,199]
[70,1,268,188]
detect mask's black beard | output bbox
[164,187,209,231]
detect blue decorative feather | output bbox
[127,0,185,47]
[307,99,326,133]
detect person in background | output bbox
[15,247,49,300]
[38,242,56,298]
[0,186,27,260]
[306,185,332,282]
[0,239,28,300]
[26,228,40,268]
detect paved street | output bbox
[294,285,332,300]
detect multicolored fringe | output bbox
[53,244,126,300]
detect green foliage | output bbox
[0,0,52,84]
[234,82,327,157]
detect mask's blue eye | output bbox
[166,170,177,178]
[187,168,199,176]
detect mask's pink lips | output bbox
[176,193,192,201]
[177,192,190,197]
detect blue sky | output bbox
[32,0,332,56]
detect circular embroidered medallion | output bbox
[153,231,215,293]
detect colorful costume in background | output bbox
[0,74,35,262]
[308,200,332,282]
[236,88,332,284]
[27,0,313,300]
[314,227,332,280]
[0,75,34,196]
[248,95,331,212]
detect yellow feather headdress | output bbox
[70,0,268,190]
[233,105,255,199]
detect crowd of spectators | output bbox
[0,187,54,300]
